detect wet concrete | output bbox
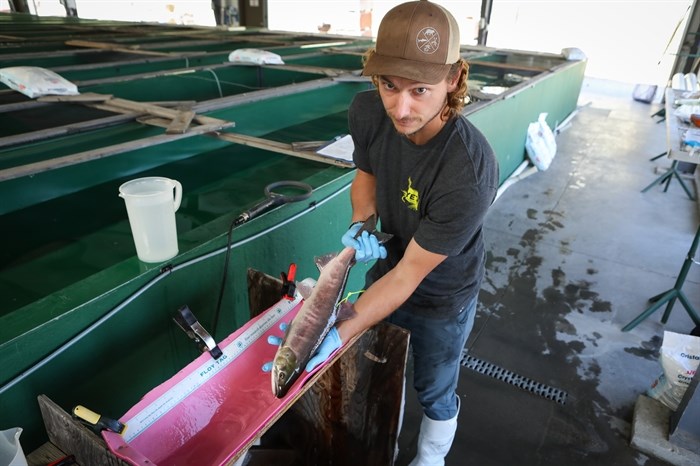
[395,77,700,466]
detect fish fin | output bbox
[358,214,377,235]
[373,230,393,245]
[314,252,337,272]
[296,278,315,300]
[356,214,393,244]
[336,301,356,321]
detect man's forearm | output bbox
[350,170,377,223]
[337,266,413,342]
[337,238,448,342]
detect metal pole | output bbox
[61,0,78,17]
[8,0,31,13]
[477,0,494,46]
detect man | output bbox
[272,1,497,464]
[314,1,499,464]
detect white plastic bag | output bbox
[673,103,700,123]
[228,49,285,65]
[525,112,557,171]
[0,66,79,98]
[561,47,587,61]
[647,331,700,411]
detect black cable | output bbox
[212,214,245,337]
[211,181,312,337]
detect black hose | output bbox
[211,181,312,336]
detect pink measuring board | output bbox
[102,296,326,466]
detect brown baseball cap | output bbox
[362,0,461,84]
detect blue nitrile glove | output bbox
[262,324,342,373]
[306,327,342,372]
[341,222,387,263]
[261,322,287,373]
[341,222,364,248]
[356,230,387,262]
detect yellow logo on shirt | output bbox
[401,177,419,211]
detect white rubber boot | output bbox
[408,398,460,466]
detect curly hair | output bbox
[444,59,469,119]
[362,49,469,120]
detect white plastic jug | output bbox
[671,72,686,90]
[119,177,182,263]
[0,427,28,466]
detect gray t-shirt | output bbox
[349,90,499,317]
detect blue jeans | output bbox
[385,295,477,421]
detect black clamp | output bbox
[173,305,223,359]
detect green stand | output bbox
[641,160,696,200]
[623,224,700,331]
[651,107,665,123]
[649,151,666,162]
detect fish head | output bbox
[271,346,301,398]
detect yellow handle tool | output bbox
[73,405,126,435]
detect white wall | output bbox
[75,1,216,25]
[268,0,691,86]
[486,0,692,86]
[23,0,218,25]
[5,0,691,86]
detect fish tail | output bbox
[356,214,393,244]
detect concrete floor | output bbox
[396,77,700,466]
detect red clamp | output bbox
[48,455,76,466]
[280,263,297,300]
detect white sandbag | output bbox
[525,113,557,171]
[0,66,79,98]
[228,49,285,65]
[647,331,700,411]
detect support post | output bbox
[623,224,700,331]
[61,0,78,17]
[641,160,696,201]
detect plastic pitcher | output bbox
[0,427,28,466]
[119,177,182,263]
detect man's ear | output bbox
[446,70,460,92]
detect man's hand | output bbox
[341,222,387,262]
[341,222,364,248]
[306,327,342,372]
[262,324,342,373]
[261,322,288,373]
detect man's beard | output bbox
[390,101,447,139]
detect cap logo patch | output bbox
[416,27,440,54]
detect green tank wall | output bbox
[0,81,371,451]
[0,172,371,451]
[467,59,587,183]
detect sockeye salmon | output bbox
[271,215,392,398]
